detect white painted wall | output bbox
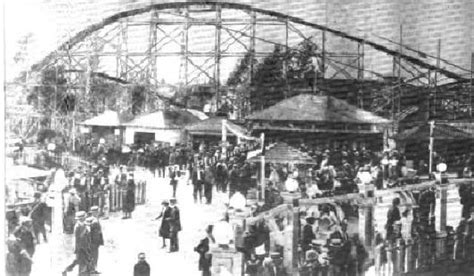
[124,127,184,146]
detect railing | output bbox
[373,233,473,275]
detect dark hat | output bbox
[34,191,42,198]
[305,250,318,261]
[169,198,177,203]
[161,200,169,205]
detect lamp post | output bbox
[428,121,435,175]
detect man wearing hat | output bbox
[89,206,104,274]
[30,191,48,244]
[192,163,204,204]
[14,217,36,258]
[65,189,81,234]
[75,211,93,275]
[301,215,316,253]
[262,252,287,276]
[167,198,181,252]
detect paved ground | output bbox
[30,171,229,276]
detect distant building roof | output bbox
[247,94,390,124]
[78,110,123,127]
[185,117,247,136]
[122,106,201,129]
[395,123,474,140]
[247,142,316,164]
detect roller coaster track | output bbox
[29,1,467,82]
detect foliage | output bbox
[226,51,257,86]
[131,84,147,115]
[226,39,319,112]
[250,45,286,110]
[26,65,75,117]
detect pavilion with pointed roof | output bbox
[247,94,391,150]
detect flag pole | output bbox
[260,132,265,201]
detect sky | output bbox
[4,0,59,81]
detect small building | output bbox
[185,117,248,150]
[121,107,201,146]
[78,110,126,147]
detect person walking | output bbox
[123,173,136,219]
[386,198,401,242]
[63,211,92,276]
[169,167,178,198]
[192,164,204,204]
[65,189,81,234]
[133,253,150,276]
[194,225,215,276]
[14,217,36,259]
[89,206,104,274]
[30,191,48,244]
[154,200,171,249]
[203,165,214,204]
[215,160,229,193]
[168,198,181,252]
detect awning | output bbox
[185,117,247,137]
[247,142,316,164]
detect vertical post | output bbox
[434,39,441,118]
[284,19,289,97]
[147,10,158,112]
[429,121,435,175]
[398,25,403,116]
[222,119,227,156]
[260,133,265,201]
[215,5,222,111]
[470,53,473,118]
[180,8,189,91]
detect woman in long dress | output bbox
[154,200,171,249]
[122,173,136,219]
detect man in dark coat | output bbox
[154,200,171,249]
[167,198,181,252]
[30,192,48,244]
[134,253,150,276]
[169,167,178,198]
[63,211,92,276]
[301,216,316,253]
[215,161,229,193]
[228,164,240,198]
[89,206,104,274]
[386,197,401,242]
[192,164,204,204]
[194,225,214,276]
[14,217,36,259]
[123,173,136,219]
[203,166,214,204]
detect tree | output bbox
[250,45,286,110]
[27,65,76,118]
[131,84,147,115]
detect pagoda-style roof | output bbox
[247,94,390,124]
[122,107,201,129]
[247,142,316,164]
[78,110,124,127]
[185,117,247,136]
[395,123,474,141]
